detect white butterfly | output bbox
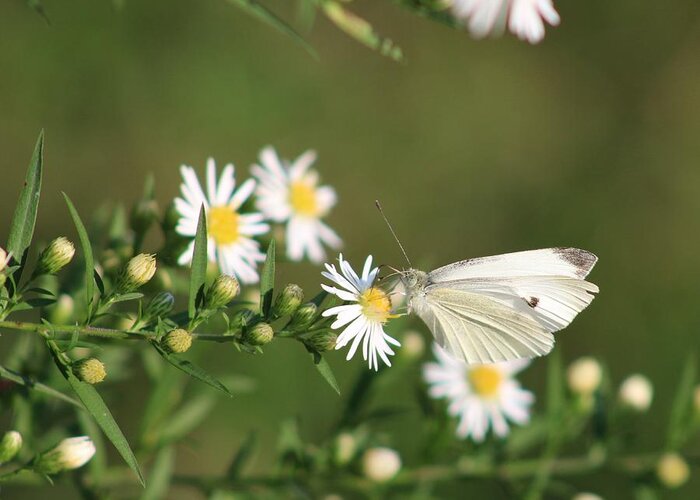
[399,248,598,365]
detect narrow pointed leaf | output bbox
[6,130,43,275]
[141,446,175,500]
[189,206,208,319]
[0,364,82,408]
[63,193,96,317]
[307,347,340,395]
[260,240,275,317]
[226,432,257,479]
[667,352,696,448]
[152,342,233,397]
[45,343,144,485]
[225,0,317,59]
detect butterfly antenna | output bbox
[375,200,412,268]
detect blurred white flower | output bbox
[567,357,602,396]
[252,146,341,264]
[451,0,560,44]
[423,343,534,442]
[572,494,603,500]
[0,246,11,272]
[34,436,96,474]
[618,374,653,412]
[362,447,401,482]
[321,254,400,371]
[175,158,269,284]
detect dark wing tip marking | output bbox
[554,248,598,277]
[526,296,539,308]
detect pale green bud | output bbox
[36,237,75,275]
[145,292,175,319]
[230,309,257,331]
[245,322,274,346]
[619,374,653,412]
[289,302,318,331]
[362,447,401,482]
[272,284,304,317]
[0,431,22,464]
[130,199,159,234]
[34,436,96,475]
[305,330,338,352]
[206,275,240,309]
[72,358,106,385]
[162,328,193,354]
[657,453,690,488]
[47,294,75,325]
[334,432,357,466]
[567,357,602,396]
[398,330,425,361]
[116,253,157,293]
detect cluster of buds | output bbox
[115,253,157,293]
[0,430,22,464]
[34,237,75,276]
[33,436,96,475]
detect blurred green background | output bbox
[2,0,700,497]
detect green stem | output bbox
[0,320,152,340]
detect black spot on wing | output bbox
[553,248,598,277]
[526,296,539,308]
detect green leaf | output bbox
[667,352,697,449]
[189,206,208,320]
[63,193,96,319]
[546,348,564,424]
[111,292,145,304]
[260,240,275,317]
[6,130,43,275]
[307,347,340,395]
[152,342,233,398]
[45,341,144,486]
[225,0,317,59]
[0,363,82,408]
[226,432,257,479]
[141,446,175,500]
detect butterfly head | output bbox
[401,268,428,294]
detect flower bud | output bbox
[161,328,193,354]
[116,253,157,293]
[0,247,10,272]
[362,447,401,482]
[656,452,690,488]
[130,199,159,234]
[230,309,257,331]
[289,303,318,331]
[272,284,304,317]
[0,431,22,464]
[334,432,357,466]
[305,330,338,352]
[47,294,75,325]
[567,357,602,396]
[244,322,274,346]
[144,292,175,320]
[206,275,240,309]
[618,374,653,412]
[399,330,425,361]
[36,237,75,275]
[572,494,603,500]
[72,358,106,385]
[33,436,96,475]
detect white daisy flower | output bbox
[423,343,534,442]
[321,254,400,371]
[451,0,560,44]
[175,158,270,284]
[251,146,341,264]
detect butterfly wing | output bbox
[412,287,554,364]
[409,248,598,364]
[427,248,599,333]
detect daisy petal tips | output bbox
[423,344,534,442]
[174,158,270,284]
[252,146,342,264]
[321,254,400,371]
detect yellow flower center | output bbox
[359,287,394,323]
[290,181,319,217]
[468,366,503,398]
[208,206,240,245]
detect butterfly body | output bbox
[400,248,598,365]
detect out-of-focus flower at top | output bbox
[321,254,400,371]
[175,159,269,284]
[423,344,534,442]
[0,246,11,272]
[252,146,341,264]
[450,0,560,44]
